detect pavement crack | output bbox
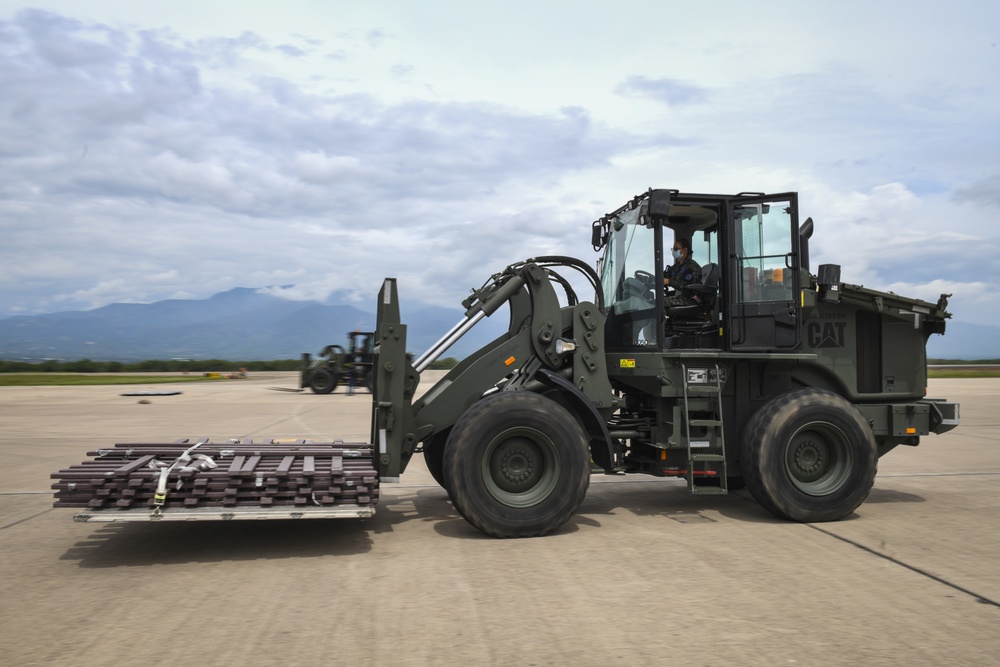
[879,471,1000,477]
[1,508,53,531]
[808,524,1000,609]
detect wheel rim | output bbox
[784,422,853,496]
[481,427,560,508]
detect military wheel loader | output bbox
[52,188,959,538]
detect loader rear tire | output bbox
[308,369,338,394]
[740,388,877,522]
[443,392,590,538]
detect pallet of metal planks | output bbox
[51,438,379,522]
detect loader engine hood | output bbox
[837,282,951,337]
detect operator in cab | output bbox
[664,238,702,306]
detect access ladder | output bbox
[680,362,728,494]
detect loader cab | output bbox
[348,331,375,358]
[595,189,803,353]
[597,197,661,350]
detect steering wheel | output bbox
[633,270,656,290]
[630,270,657,305]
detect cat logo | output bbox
[806,319,847,348]
[619,359,636,368]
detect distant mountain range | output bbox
[925,320,1000,361]
[0,287,507,362]
[0,288,995,361]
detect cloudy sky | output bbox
[1,1,998,327]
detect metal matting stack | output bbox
[51,437,379,522]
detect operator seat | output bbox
[666,262,720,335]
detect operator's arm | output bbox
[684,261,703,286]
[663,265,675,287]
[665,261,702,289]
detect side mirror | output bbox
[648,189,672,219]
[817,263,841,303]
[591,221,606,250]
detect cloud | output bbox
[953,175,1000,207]
[0,9,667,316]
[0,9,661,215]
[275,43,307,58]
[1,4,999,337]
[51,279,129,306]
[365,29,390,48]
[615,76,709,107]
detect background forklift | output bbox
[300,331,375,394]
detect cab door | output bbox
[725,193,802,351]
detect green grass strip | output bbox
[928,369,1000,379]
[0,374,230,387]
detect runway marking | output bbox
[808,524,1000,609]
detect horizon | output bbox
[0,283,997,361]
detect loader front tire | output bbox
[443,392,590,538]
[740,388,877,522]
[422,432,448,489]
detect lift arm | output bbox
[371,260,615,480]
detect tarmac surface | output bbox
[1,372,998,666]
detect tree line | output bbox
[0,357,460,373]
[0,359,301,373]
